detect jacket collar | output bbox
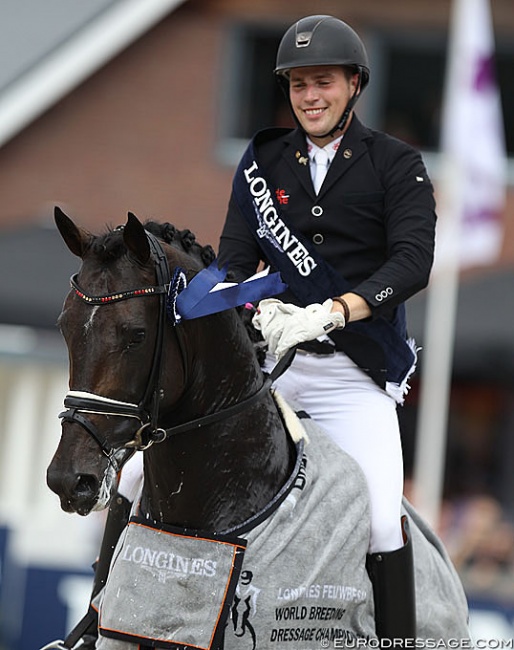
[281,116,372,198]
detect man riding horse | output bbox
[45,205,470,650]
[218,14,436,640]
[43,16,472,650]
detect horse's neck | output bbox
[139,313,296,530]
[141,392,295,532]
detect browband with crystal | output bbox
[70,273,166,305]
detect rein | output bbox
[59,231,290,470]
[144,348,294,441]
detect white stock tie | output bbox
[313,149,329,195]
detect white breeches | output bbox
[265,350,405,554]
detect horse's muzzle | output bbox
[46,465,102,516]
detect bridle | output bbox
[59,231,279,474]
[59,231,173,472]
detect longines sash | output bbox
[231,138,415,386]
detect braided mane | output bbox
[89,220,216,269]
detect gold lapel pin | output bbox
[296,151,308,165]
[343,148,353,159]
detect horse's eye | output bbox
[126,328,146,350]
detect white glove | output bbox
[253,298,346,359]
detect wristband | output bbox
[332,296,350,322]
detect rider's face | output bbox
[288,65,358,146]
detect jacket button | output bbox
[312,233,324,245]
[311,205,323,217]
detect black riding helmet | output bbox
[275,15,370,137]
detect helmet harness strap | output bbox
[324,68,363,139]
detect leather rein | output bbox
[59,231,276,473]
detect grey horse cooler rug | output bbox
[94,394,472,650]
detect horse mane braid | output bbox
[91,219,215,269]
[144,221,216,268]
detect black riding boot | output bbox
[65,493,132,649]
[365,516,416,641]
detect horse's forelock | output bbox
[89,228,126,264]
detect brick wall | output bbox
[0,0,512,262]
[0,3,233,248]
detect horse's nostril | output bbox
[74,474,99,500]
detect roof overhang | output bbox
[0,0,187,148]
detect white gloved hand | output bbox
[253,298,346,359]
[252,299,302,356]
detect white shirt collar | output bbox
[306,134,344,163]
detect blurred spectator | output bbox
[439,494,514,603]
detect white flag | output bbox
[414,0,506,525]
[436,0,506,268]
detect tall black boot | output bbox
[63,493,132,649]
[365,516,416,640]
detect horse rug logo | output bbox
[96,522,246,649]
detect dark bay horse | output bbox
[47,208,471,650]
[47,208,294,531]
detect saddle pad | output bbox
[97,519,246,649]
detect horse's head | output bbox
[47,207,212,515]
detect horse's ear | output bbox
[54,206,91,258]
[124,212,151,264]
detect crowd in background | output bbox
[440,494,514,604]
[404,482,514,607]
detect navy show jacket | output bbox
[218,116,437,384]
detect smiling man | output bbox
[289,66,359,146]
[218,15,437,642]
